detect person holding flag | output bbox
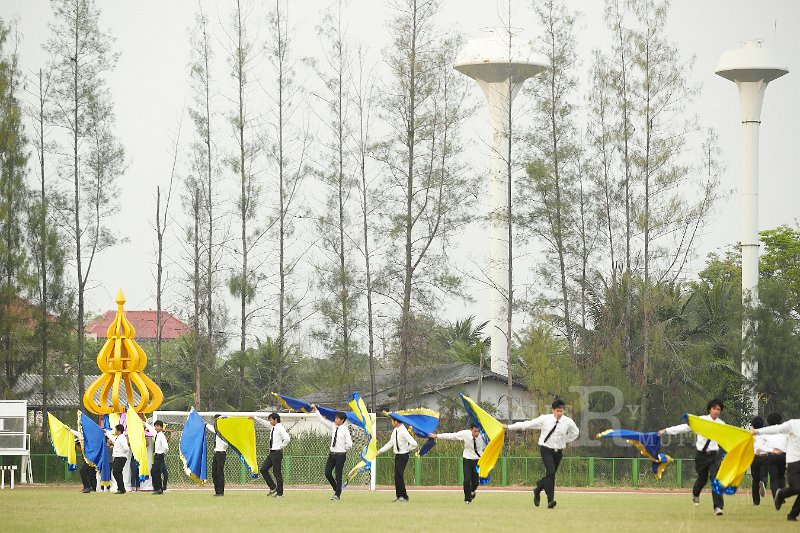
[205,415,229,496]
[105,424,130,494]
[658,398,726,516]
[310,404,353,501]
[256,413,291,497]
[432,423,485,504]
[505,397,579,509]
[376,417,418,502]
[752,417,800,521]
[145,420,169,495]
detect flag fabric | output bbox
[179,408,208,484]
[345,392,377,485]
[385,408,440,457]
[273,392,362,426]
[461,393,504,483]
[79,412,111,487]
[596,429,673,479]
[47,413,77,472]
[216,416,259,478]
[685,413,754,493]
[125,405,150,481]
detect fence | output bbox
[0,453,758,489]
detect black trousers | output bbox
[260,450,284,495]
[325,452,347,496]
[394,453,409,499]
[152,453,167,492]
[781,461,800,519]
[111,456,127,493]
[212,451,226,494]
[752,455,769,504]
[536,446,563,503]
[462,458,479,502]
[79,461,96,491]
[768,453,787,497]
[693,450,724,509]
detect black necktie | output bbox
[333,427,338,449]
[269,428,274,448]
[701,438,711,452]
[543,420,559,443]
[395,429,400,452]
[473,437,481,458]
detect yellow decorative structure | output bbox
[83,290,164,414]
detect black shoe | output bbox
[533,489,541,507]
[81,488,91,493]
[115,490,126,494]
[776,489,786,510]
[547,500,557,509]
[213,493,224,496]
[152,490,163,495]
[789,515,798,522]
[267,488,278,497]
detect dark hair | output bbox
[268,412,281,422]
[706,398,724,412]
[470,423,478,430]
[767,413,783,426]
[213,414,221,419]
[154,420,164,428]
[115,424,125,433]
[335,412,347,422]
[552,397,566,409]
[751,416,765,429]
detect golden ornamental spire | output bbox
[83,290,164,414]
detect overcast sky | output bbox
[2,0,798,345]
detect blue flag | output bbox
[273,392,362,426]
[78,412,111,487]
[180,408,208,484]
[385,408,439,457]
[596,429,673,479]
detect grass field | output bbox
[1,487,797,532]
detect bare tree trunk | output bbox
[37,68,50,434]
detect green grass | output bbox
[1,488,797,532]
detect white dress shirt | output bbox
[205,423,229,452]
[663,415,723,452]
[378,424,418,455]
[754,434,771,455]
[507,414,579,451]
[437,430,485,460]
[758,420,800,463]
[145,423,169,454]
[106,432,130,458]
[763,432,788,454]
[315,411,353,453]
[254,418,291,451]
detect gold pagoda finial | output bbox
[83,290,164,414]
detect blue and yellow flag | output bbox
[596,429,673,479]
[686,414,754,493]
[461,393,504,482]
[126,405,150,481]
[346,392,377,485]
[179,408,207,484]
[79,412,111,486]
[216,416,259,478]
[48,413,77,472]
[385,408,440,457]
[273,392,362,426]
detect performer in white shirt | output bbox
[310,405,353,501]
[68,428,96,493]
[145,420,169,495]
[766,412,788,499]
[753,417,800,521]
[506,397,579,509]
[659,398,725,515]
[255,413,291,497]
[376,417,418,502]
[106,424,130,494]
[751,416,771,505]
[433,423,485,504]
[205,415,229,496]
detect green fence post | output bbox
[44,455,48,484]
[414,456,421,486]
[588,456,595,486]
[632,458,639,488]
[501,456,508,486]
[285,456,292,484]
[457,457,464,485]
[240,459,246,483]
[676,459,682,488]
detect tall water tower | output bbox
[454,28,548,376]
[715,39,788,411]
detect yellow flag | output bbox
[686,414,754,488]
[461,394,505,480]
[48,413,77,471]
[346,392,377,483]
[126,405,150,478]
[216,417,259,476]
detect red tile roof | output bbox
[86,310,189,340]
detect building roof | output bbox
[86,310,188,340]
[14,374,142,410]
[300,362,527,410]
